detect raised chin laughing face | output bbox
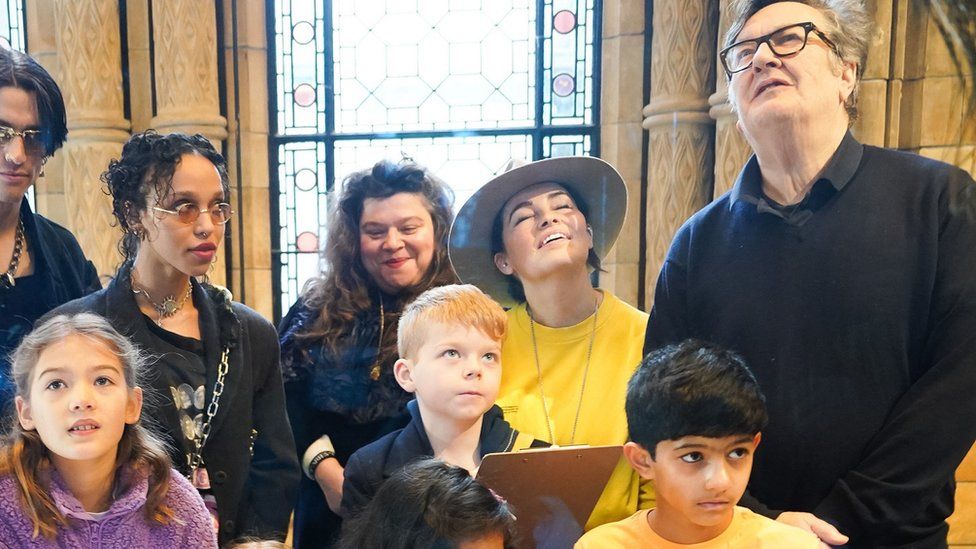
[493,182,593,284]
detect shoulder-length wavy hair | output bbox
[0,313,175,540]
[297,160,457,362]
[102,130,231,262]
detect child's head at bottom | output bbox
[625,340,768,543]
[339,458,517,549]
[2,312,173,538]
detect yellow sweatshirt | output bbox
[497,290,652,530]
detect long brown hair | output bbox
[0,313,175,539]
[298,160,457,366]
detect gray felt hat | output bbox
[448,156,627,307]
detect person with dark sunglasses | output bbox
[0,48,100,416]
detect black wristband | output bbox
[307,450,336,478]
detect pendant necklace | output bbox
[130,270,193,325]
[528,294,600,445]
[369,297,385,381]
[1,218,24,289]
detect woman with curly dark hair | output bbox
[278,160,456,547]
[47,130,299,545]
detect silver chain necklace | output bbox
[1,218,24,289]
[130,271,193,325]
[528,295,599,445]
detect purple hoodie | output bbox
[0,466,217,548]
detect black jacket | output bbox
[340,400,546,520]
[48,262,300,545]
[0,199,99,411]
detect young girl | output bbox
[338,458,516,549]
[48,130,299,544]
[0,313,216,547]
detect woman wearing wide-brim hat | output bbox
[449,156,652,531]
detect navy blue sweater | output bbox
[645,133,976,548]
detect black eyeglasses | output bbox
[0,125,46,158]
[720,22,839,76]
[153,202,234,225]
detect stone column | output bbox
[709,0,752,199]
[220,0,274,318]
[25,0,65,224]
[898,0,974,174]
[151,0,229,287]
[598,0,645,307]
[642,0,718,303]
[53,0,130,277]
[150,0,228,141]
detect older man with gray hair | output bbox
[644,1,976,547]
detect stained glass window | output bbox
[0,1,25,51]
[270,0,601,318]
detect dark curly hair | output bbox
[0,48,67,156]
[297,160,457,365]
[102,130,230,261]
[338,458,518,549]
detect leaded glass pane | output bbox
[544,133,591,157]
[0,0,24,51]
[276,141,329,308]
[332,0,535,133]
[270,0,601,320]
[334,134,532,210]
[274,0,327,135]
[543,0,595,125]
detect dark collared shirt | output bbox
[730,132,862,226]
[645,133,976,548]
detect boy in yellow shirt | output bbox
[576,340,823,548]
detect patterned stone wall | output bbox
[53,0,129,278]
[642,0,718,301]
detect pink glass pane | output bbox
[553,10,576,34]
[294,83,316,107]
[552,74,575,97]
[296,231,319,252]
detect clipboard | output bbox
[476,445,622,549]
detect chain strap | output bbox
[188,346,231,473]
[529,295,599,445]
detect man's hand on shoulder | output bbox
[777,511,849,548]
